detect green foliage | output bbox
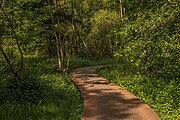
[69,57,114,70]
[0,56,83,120]
[1,0,180,119]
[98,62,180,120]
[86,9,119,58]
[114,1,180,78]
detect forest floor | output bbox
[70,66,161,120]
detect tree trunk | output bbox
[119,0,123,18]
[114,0,116,15]
[0,45,20,86]
[1,1,24,74]
[0,0,23,87]
[54,32,62,70]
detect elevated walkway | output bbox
[70,66,161,120]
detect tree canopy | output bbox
[0,0,179,119]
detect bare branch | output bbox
[0,2,24,74]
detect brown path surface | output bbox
[70,66,161,120]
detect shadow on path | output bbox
[71,66,161,120]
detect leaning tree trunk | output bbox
[0,45,20,86]
[0,0,23,87]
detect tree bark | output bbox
[0,1,24,74]
[114,0,116,15]
[119,0,123,18]
[0,45,20,86]
[0,0,22,87]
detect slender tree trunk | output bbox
[71,0,77,55]
[119,0,123,18]
[114,0,116,15]
[57,12,63,70]
[54,0,68,72]
[0,45,20,86]
[0,0,23,87]
[54,32,62,70]
[1,1,24,74]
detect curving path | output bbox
[70,66,161,120]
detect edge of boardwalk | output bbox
[70,66,161,120]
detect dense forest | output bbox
[0,0,179,120]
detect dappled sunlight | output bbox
[71,66,160,120]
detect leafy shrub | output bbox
[113,1,180,78]
[0,56,83,119]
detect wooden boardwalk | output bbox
[70,66,161,120]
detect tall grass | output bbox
[0,56,83,120]
[0,56,114,120]
[2,56,178,119]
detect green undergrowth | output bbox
[0,56,84,120]
[69,57,114,70]
[0,56,114,120]
[98,62,180,120]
